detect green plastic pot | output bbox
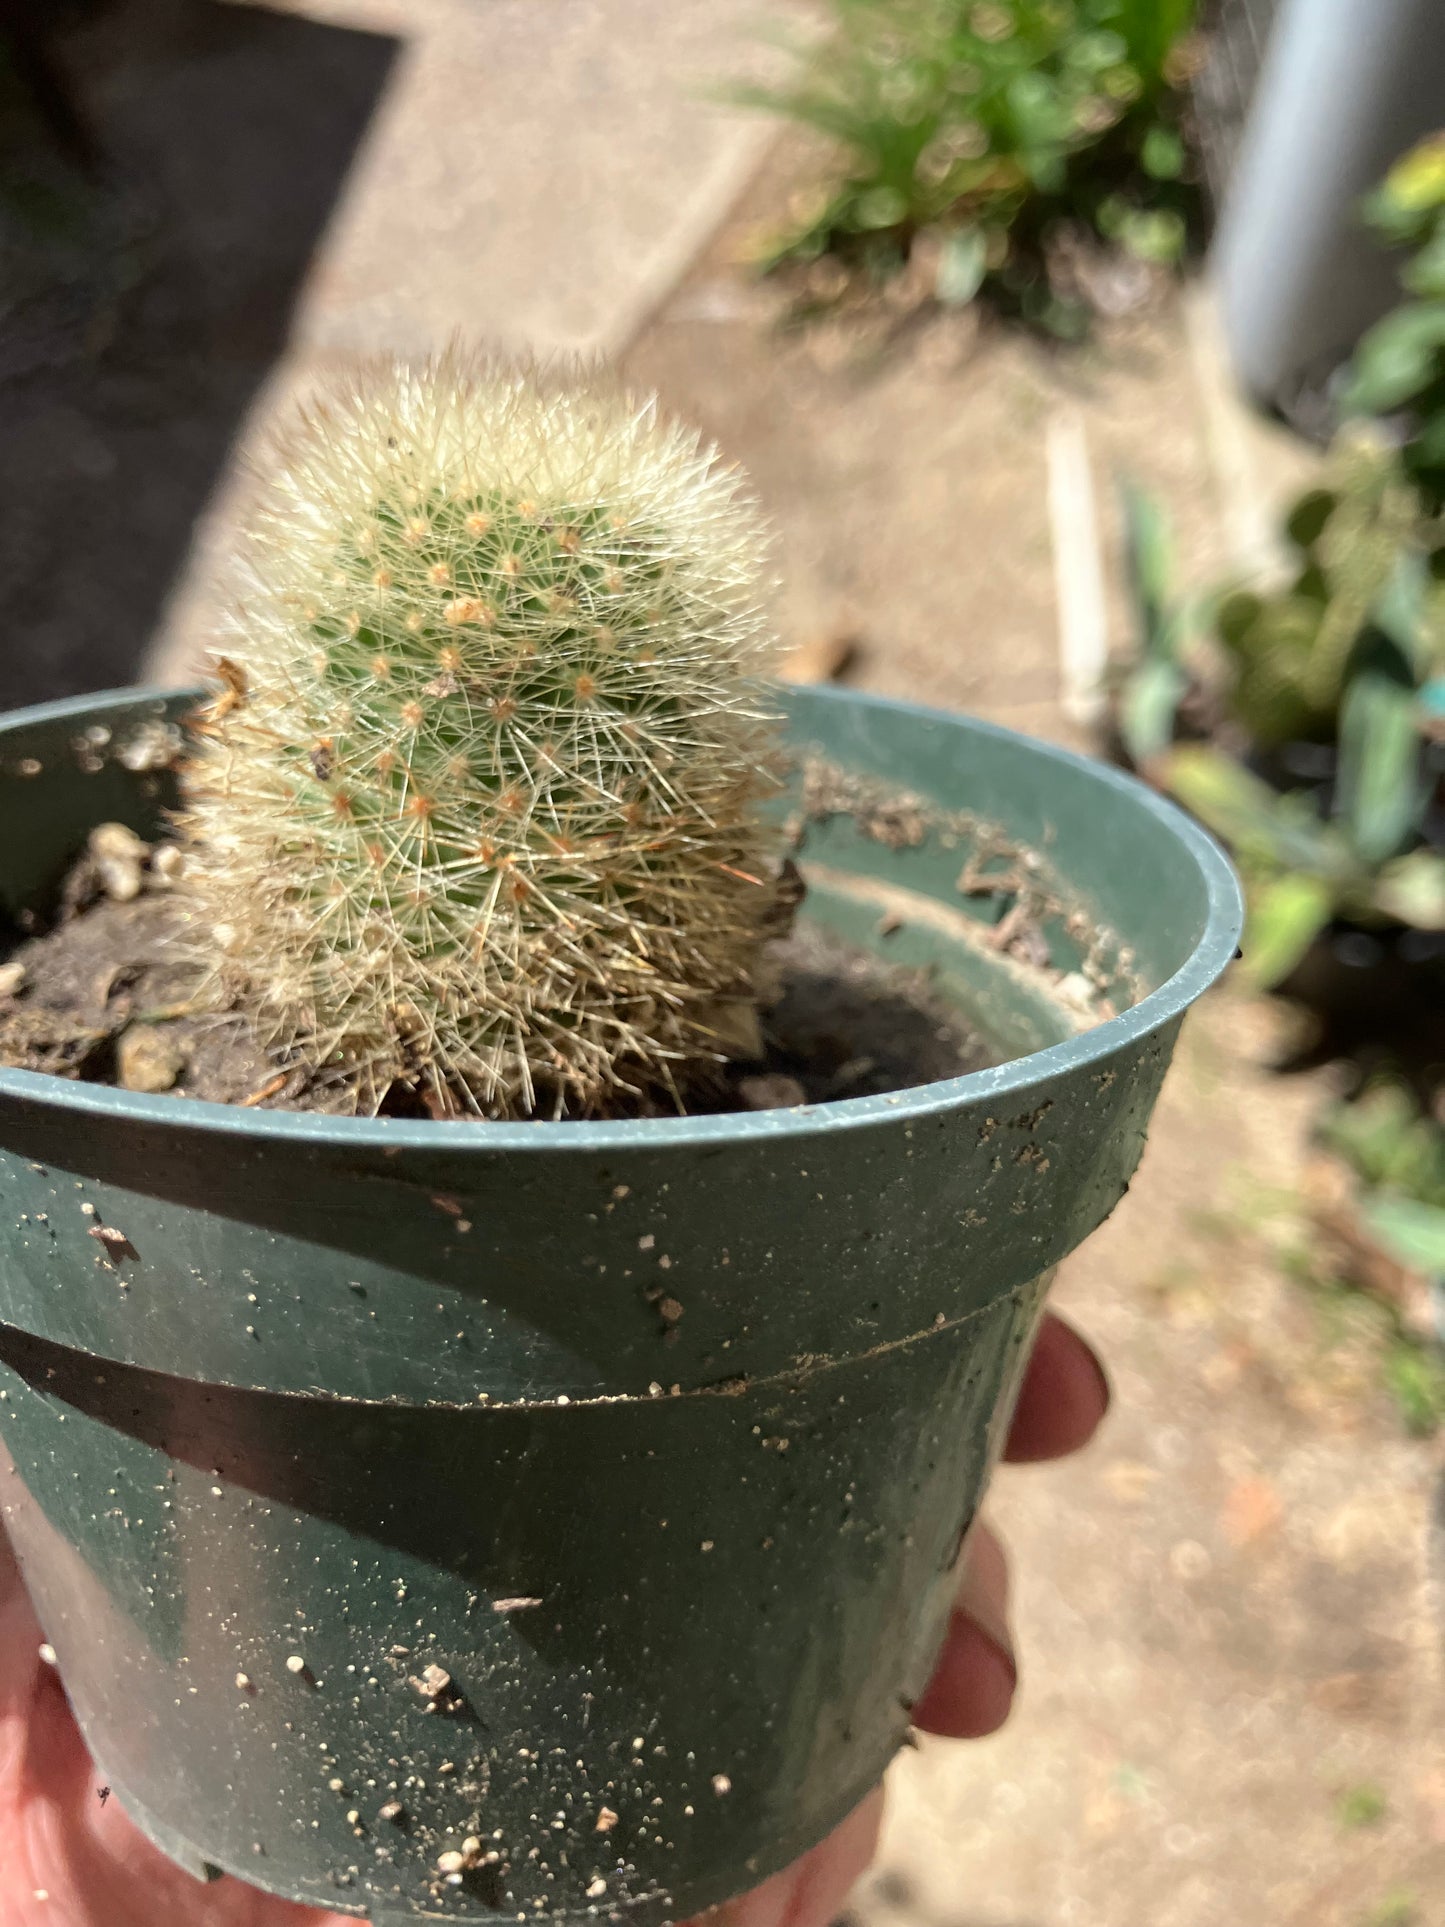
[0,684,1241,1924]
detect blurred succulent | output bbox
[1315,1078,1445,1430]
[1322,1079,1445,1268]
[1129,145,1445,768]
[1349,1081,1445,1210]
[178,354,788,1118]
[731,0,1199,335]
[1342,132,1445,510]
[1166,555,1445,988]
[1111,478,1216,769]
[1213,436,1445,747]
[1153,451,1445,987]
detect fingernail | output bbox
[967,1626,1018,1721]
[956,1540,1015,1678]
[1085,1341,1113,1419]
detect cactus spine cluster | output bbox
[179,354,787,1118]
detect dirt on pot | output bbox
[795,756,1142,1011]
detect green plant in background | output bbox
[733,0,1200,334]
[1194,1160,1445,1437]
[179,353,788,1119]
[1321,1079,1445,1282]
[1363,1892,1419,1927]
[1159,448,1445,988]
[1226,137,1445,743]
[1167,636,1445,990]
[1114,138,1445,765]
[1316,1080,1445,1435]
[1150,141,1445,986]
[1213,436,1445,747]
[1166,525,1445,987]
[1112,477,1215,766]
[1117,449,1445,989]
[1335,1782,1388,1831]
[1285,1253,1445,1440]
[1343,132,1445,511]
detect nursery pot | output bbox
[0,684,1241,1924]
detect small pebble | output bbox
[117,1026,184,1095]
[38,1643,57,1666]
[235,1672,254,1692]
[413,1663,452,1700]
[587,1877,608,1899]
[437,1850,467,1876]
[117,721,180,772]
[595,1807,618,1834]
[150,843,185,883]
[1055,971,1096,1012]
[89,822,147,860]
[378,1801,405,1824]
[0,962,25,999]
[712,1773,732,1796]
[89,822,148,903]
[285,1655,307,1675]
[328,1778,345,1793]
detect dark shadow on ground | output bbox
[1269,928,1445,1110]
[0,0,398,708]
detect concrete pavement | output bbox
[144,0,792,684]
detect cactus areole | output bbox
[179,356,788,1119]
[0,367,1241,1926]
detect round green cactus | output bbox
[179,354,787,1117]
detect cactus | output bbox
[178,354,788,1118]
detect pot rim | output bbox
[0,682,1243,1151]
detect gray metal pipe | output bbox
[1211,0,1445,412]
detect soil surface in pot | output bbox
[0,830,1002,1116]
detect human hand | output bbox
[0,1311,1107,1927]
